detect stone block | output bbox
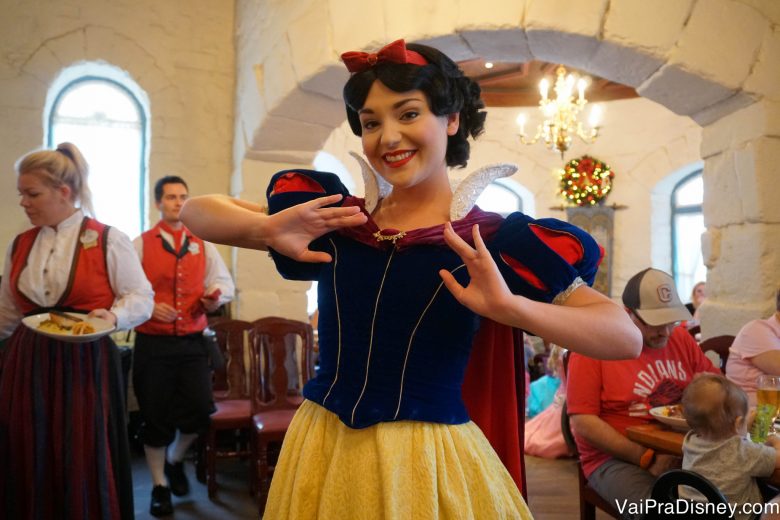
[46,30,87,71]
[385,0,460,42]
[329,0,387,56]
[670,0,768,91]
[415,34,476,62]
[734,138,780,223]
[701,100,780,158]
[691,91,756,127]
[526,30,599,70]
[460,29,533,62]
[604,0,693,54]
[525,0,608,36]
[743,29,780,101]
[741,0,780,25]
[288,2,333,84]
[638,64,736,117]
[300,64,350,102]
[699,300,769,338]
[270,87,346,129]
[1,75,47,109]
[702,151,745,227]
[706,223,777,307]
[251,114,332,153]
[700,228,721,269]
[20,45,61,85]
[587,40,663,88]
[262,39,298,113]
[456,0,525,28]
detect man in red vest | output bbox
[133,176,235,517]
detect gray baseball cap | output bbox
[622,268,692,326]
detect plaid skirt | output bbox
[0,325,133,519]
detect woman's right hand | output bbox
[264,194,367,263]
[181,193,366,262]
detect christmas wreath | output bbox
[558,155,614,206]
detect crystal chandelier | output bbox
[516,65,602,159]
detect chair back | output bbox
[210,319,253,400]
[560,350,621,519]
[250,317,315,413]
[647,469,731,520]
[699,335,735,374]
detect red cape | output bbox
[462,319,527,499]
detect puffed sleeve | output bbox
[266,169,350,281]
[489,212,603,304]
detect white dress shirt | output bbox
[132,224,235,306]
[0,210,154,338]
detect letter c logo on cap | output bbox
[657,284,672,302]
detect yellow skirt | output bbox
[264,400,532,519]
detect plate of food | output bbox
[649,404,690,431]
[22,311,115,343]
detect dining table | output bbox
[626,422,780,486]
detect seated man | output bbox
[726,288,780,406]
[567,268,719,517]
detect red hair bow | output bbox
[341,39,428,73]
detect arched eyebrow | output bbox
[358,97,425,115]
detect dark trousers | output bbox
[132,332,214,447]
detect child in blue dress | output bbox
[182,39,641,519]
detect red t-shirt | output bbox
[566,326,719,477]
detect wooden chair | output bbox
[561,401,621,520]
[249,317,315,514]
[699,335,735,374]
[561,352,620,520]
[645,469,730,520]
[204,319,254,498]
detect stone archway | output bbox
[236,2,779,335]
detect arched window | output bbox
[671,170,705,302]
[46,65,148,239]
[475,179,534,217]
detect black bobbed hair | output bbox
[343,43,486,168]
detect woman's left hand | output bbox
[439,223,514,324]
[88,308,117,326]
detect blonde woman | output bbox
[0,143,154,519]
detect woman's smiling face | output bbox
[358,80,459,192]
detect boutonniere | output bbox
[80,229,99,250]
[188,242,200,255]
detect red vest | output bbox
[135,222,208,336]
[9,217,115,314]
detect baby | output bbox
[682,373,780,519]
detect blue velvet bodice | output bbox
[267,170,601,429]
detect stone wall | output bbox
[0,0,236,262]
[233,0,780,336]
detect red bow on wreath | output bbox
[341,39,428,73]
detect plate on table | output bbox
[22,312,115,343]
[649,405,690,431]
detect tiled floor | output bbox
[131,451,259,519]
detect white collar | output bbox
[43,209,84,232]
[349,152,517,220]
